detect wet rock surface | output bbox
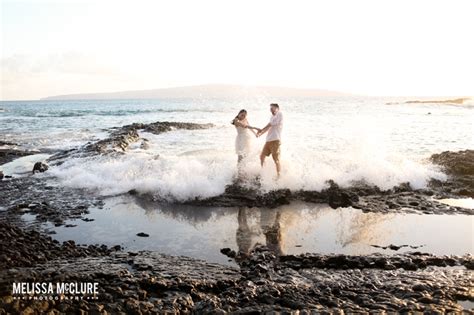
[0,222,113,270]
[0,176,103,227]
[187,180,474,215]
[32,161,49,174]
[1,238,472,313]
[0,147,36,165]
[430,149,474,197]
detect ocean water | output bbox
[1,97,473,201]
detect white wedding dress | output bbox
[235,125,253,157]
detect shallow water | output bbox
[28,196,473,266]
[437,198,474,209]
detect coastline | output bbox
[0,120,473,313]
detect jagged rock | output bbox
[32,162,48,173]
[431,150,474,176]
[324,180,359,209]
[257,189,292,208]
[0,148,36,165]
[430,150,474,197]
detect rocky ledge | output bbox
[0,176,104,228]
[0,227,472,314]
[430,149,474,197]
[48,121,214,163]
[0,140,42,166]
[185,180,473,215]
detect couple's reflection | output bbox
[236,207,284,257]
[133,196,391,256]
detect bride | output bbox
[231,109,260,164]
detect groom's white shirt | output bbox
[266,111,283,142]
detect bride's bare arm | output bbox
[245,121,261,131]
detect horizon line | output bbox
[0,83,472,102]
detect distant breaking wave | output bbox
[405,98,471,105]
[386,97,472,106]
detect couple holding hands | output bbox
[232,103,283,177]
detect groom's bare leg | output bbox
[270,141,281,178]
[260,153,266,167]
[274,160,281,176]
[272,155,281,177]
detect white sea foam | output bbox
[49,140,447,201]
[50,153,234,200]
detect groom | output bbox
[256,103,283,177]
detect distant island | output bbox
[41,84,351,100]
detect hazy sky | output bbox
[1,0,473,100]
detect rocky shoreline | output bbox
[0,220,472,314]
[0,122,473,313]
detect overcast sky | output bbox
[1,0,473,100]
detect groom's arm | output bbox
[257,123,271,137]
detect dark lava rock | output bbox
[0,148,36,165]
[0,219,472,314]
[0,176,100,227]
[392,182,412,193]
[0,221,112,270]
[324,180,359,209]
[257,189,292,208]
[187,177,473,215]
[136,232,149,237]
[430,150,474,197]
[431,150,474,176]
[220,248,237,258]
[32,161,48,173]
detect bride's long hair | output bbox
[231,109,247,125]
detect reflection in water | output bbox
[236,208,286,256]
[236,208,254,256]
[135,197,235,227]
[136,198,396,256]
[50,195,473,265]
[262,210,283,255]
[335,211,395,247]
[234,205,394,256]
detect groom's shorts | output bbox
[262,140,281,160]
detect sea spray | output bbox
[49,142,446,201]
